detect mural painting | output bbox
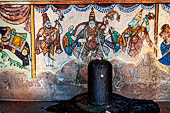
[35,12,63,67]
[0,5,31,77]
[0,3,170,101]
[34,4,157,76]
[122,10,155,57]
[159,24,170,66]
[155,4,170,74]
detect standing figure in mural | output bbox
[98,10,123,54]
[159,24,170,66]
[122,9,155,57]
[62,25,81,56]
[0,26,30,66]
[35,13,63,67]
[73,8,110,62]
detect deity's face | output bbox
[89,20,95,30]
[128,19,139,28]
[45,21,52,29]
[162,33,170,42]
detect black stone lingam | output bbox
[88,60,112,105]
[46,59,160,113]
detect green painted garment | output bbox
[66,30,75,46]
[112,31,119,43]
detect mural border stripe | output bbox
[0,0,170,4]
[31,5,36,79]
[154,4,159,57]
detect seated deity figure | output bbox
[73,8,110,62]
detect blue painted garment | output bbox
[158,40,170,66]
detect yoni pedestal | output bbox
[88,59,112,106]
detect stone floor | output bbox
[0,101,169,113]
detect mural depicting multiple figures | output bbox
[0,4,170,78]
[34,4,157,74]
[0,3,170,102]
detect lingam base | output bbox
[46,92,160,113]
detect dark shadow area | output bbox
[0,100,169,113]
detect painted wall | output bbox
[0,4,170,101]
